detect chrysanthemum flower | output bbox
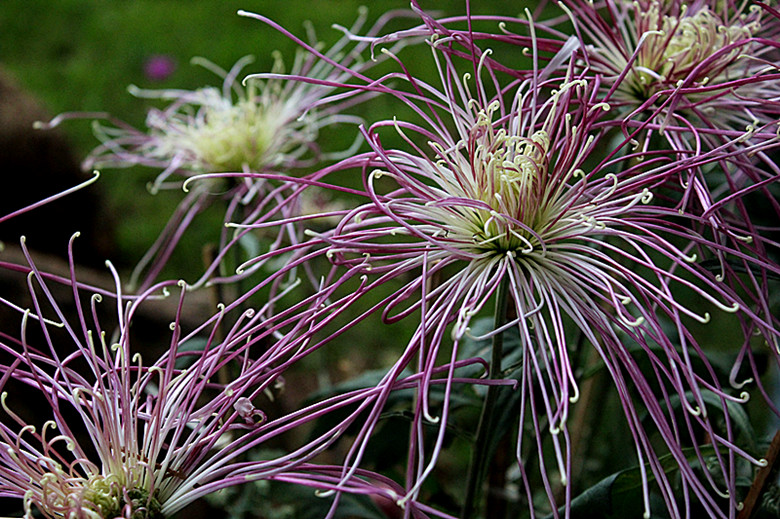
[50,8,398,182]
[551,0,780,346]
[36,9,407,291]
[85,53,350,186]
[0,237,415,519]
[400,0,780,224]
[563,0,772,110]
[556,0,780,150]
[578,1,753,98]
[301,32,780,517]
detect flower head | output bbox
[57,8,412,191]
[564,0,780,133]
[303,29,780,517]
[35,10,403,291]
[0,237,395,518]
[393,81,590,261]
[600,1,758,103]
[109,54,323,181]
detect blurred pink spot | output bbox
[144,55,177,81]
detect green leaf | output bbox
[544,446,717,519]
[174,337,210,369]
[658,390,756,453]
[549,471,671,519]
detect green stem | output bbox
[461,275,511,519]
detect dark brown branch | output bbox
[737,429,780,519]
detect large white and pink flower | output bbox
[299,30,780,517]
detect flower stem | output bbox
[462,275,511,519]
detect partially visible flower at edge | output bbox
[555,0,780,219]
[0,236,425,519]
[558,0,780,128]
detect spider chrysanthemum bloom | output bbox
[48,8,396,186]
[126,56,314,177]
[0,238,397,519]
[592,1,756,101]
[552,0,780,348]
[83,50,361,193]
[312,38,778,517]
[36,10,403,291]
[563,0,780,132]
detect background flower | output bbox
[36,10,405,293]
[0,238,403,518]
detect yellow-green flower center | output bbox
[462,105,553,254]
[622,3,756,100]
[164,84,278,173]
[33,470,163,519]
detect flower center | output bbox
[623,2,756,100]
[463,104,552,254]
[81,475,122,515]
[33,470,163,519]
[166,83,278,173]
[86,476,163,519]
